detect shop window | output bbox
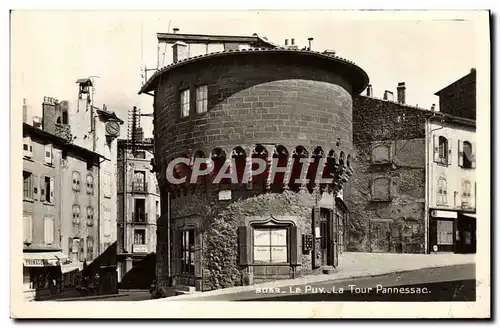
[196,85,208,114]
[180,88,190,118]
[437,220,453,245]
[459,141,475,169]
[72,171,81,191]
[86,175,94,195]
[437,177,448,205]
[371,177,392,202]
[253,227,288,264]
[180,229,195,274]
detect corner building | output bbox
[140,45,369,294]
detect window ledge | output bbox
[23,157,34,162]
[23,198,35,203]
[435,162,449,167]
[44,163,55,168]
[43,202,55,207]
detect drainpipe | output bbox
[97,157,106,261]
[425,112,445,254]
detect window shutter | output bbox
[44,217,54,245]
[458,139,463,167]
[23,216,32,244]
[32,174,38,196]
[40,176,45,201]
[49,177,54,203]
[447,141,452,166]
[79,239,85,262]
[44,144,53,165]
[433,135,439,162]
[238,226,252,266]
[289,225,302,265]
[194,228,203,278]
[471,142,476,168]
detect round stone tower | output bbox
[140,48,369,294]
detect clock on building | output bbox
[105,121,120,137]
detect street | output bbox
[59,290,153,302]
[163,263,475,302]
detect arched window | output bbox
[86,236,94,262]
[86,175,94,194]
[462,141,473,169]
[86,207,94,226]
[72,171,81,191]
[437,177,448,205]
[371,177,391,201]
[462,180,472,207]
[372,144,391,163]
[438,136,448,164]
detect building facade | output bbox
[22,79,123,300]
[140,32,368,295]
[345,69,476,255]
[22,122,101,300]
[117,138,160,283]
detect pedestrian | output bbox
[94,273,100,295]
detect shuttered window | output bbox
[43,216,54,245]
[23,136,33,158]
[103,207,112,237]
[23,215,32,244]
[44,144,53,165]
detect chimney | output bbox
[22,98,27,123]
[307,37,314,50]
[383,90,394,101]
[397,82,406,104]
[33,116,42,128]
[470,67,476,74]
[431,104,436,111]
[285,39,288,46]
[173,28,179,34]
[366,84,373,97]
[172,41,188,63]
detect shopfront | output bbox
[429,209,476,254]
[23,251,65,300]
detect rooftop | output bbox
[139,47,369,95]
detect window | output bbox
[86,175,94,194]
[72,171,81,191]
[23,215,32,244]
[23,171,33,199]
[79,239,85,262]
[86,236,94,262]
[156,200,160,219]
[437,177,448,205]
[86,207,94,226]
[133,171,146,192]
[72,205,81,225]
[371,144,391,163]
[371,178,392,201]
[180,88,190,118]
[135,151,146,159]
[72,238,79,253]
[433,136,450,165]
[23,137,33,158]
[196,85,208,114]
[180,229,195,274]
[41,176,54,203]
[462,180,472,207]
[253,227,288,264]
[134,229,146,245]
[459,141,474,169]
[44,144,53,165]
[437,220,453,245]
[134,198,146,222]
[43,216,54,245]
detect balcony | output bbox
[132,212,148,224]
[132,181,148,193]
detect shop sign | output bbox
[133,244,148,253]
[24,259,46,267]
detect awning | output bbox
[462,213,477,219]
[23,252,66,267]
[61,261,83,274]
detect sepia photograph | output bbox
[9,8,491,319]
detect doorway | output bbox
[318,208,338,268]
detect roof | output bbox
[156,32,277,48]
[138,47,369,95]
[23,123,105,161]
[434,69,476,96]
[95,108,124,124]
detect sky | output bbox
[11,10,483,138]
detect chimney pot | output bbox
[173,28,179,34]
[470,68,476,74]
[431,104,436,111]
[366,84,373,97]
[307,37,314,50]
[383,90,394,101]
[397,82,406,104]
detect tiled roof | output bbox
[138,47,369,95]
